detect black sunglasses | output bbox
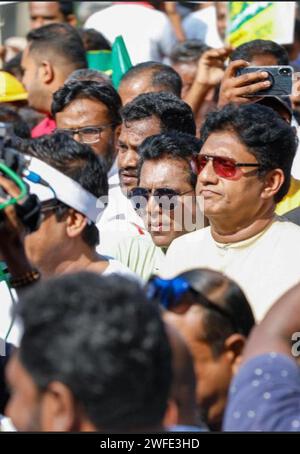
[128,187,192,211]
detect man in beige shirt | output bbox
[161,103,300,321]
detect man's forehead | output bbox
[164,305,204,334]
[121,116,161,138]
[29,1,60,16]
[59,97,109,117]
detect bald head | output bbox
[118,62,182,105]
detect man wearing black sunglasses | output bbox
[114,132,202,280]
[162,103,300,322]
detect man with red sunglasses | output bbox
[161,103,300,322]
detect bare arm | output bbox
[242,282,300,364]
[184,47,232,115]
[0,175,40,294]
[164,2,186,42]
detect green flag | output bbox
[86,50,112,76]
[111,35,132,89]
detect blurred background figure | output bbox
[28,1,77,29]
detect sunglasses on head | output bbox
[146,276,240,332]
[128,187,192,211]
[192,154,261,179]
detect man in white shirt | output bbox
[99,91,197,257]
[84,2,170,64]
[161,103,300,321]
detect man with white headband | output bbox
[20,132,135,278]
[0,132,136,345]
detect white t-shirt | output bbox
[0,258,138,348]
[102,257,139,279]
[182,5,224,49]
[161,218,300,321]
[0,282,20,347]
[84,4,169,64]
[291,117,300,180]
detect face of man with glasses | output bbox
[129,157,200,249]
[55,98,117,170]
[194,129,269,225]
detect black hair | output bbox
[200,103,298,203]
[230,39,289,65]
[78,28,111,51]
[3,52,23,81]
[17,272,172,431]
[138,131,201,188]
[177,268,255,357]
[0,106,30,139]
[22,132,108,247]
[170,40,210,64]
[27,23,87,70]
[120,61,182,98]
[121,91,196,135]
[65,69,112,85]
[57,0,74,17]
[51,80,121,126]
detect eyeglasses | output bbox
[128,187,193,211]
[55,124,113,144]
[146,276,240,333]
[192,154,261,179]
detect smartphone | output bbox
[236,65,294,97]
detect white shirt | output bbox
[161,218,300,321]
[291,117,300,180]
[84,4,169,64]
[97,163,148,257]
[182,5,224,49]
[0,282,21,347]
[0,258,137,349]
[102,256,139,279]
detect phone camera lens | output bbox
[279,67,291,75]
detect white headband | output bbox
[23,157,105,224]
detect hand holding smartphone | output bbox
[236,66,294,97]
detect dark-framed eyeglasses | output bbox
[128,187,193,212]
[192,154,261,180]
[55,124,113,144]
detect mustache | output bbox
[119,167,138,177]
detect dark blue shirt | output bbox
[223,353,300,431]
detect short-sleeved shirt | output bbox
[223,353,300,432]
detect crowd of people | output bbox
[0,1,300,433]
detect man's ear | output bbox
[261,169,285,201]
[39,60,55,85]
[114,124,122,145]
[163,399,179,428]
[66,15,77,27]
[65,210,88,239]
[224,333,247,375]
[40,381,79,431]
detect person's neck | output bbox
[42,78,68,115]
[209,205,276,244]
[39,244,108,278]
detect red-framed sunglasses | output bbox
[192,154,261,179]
